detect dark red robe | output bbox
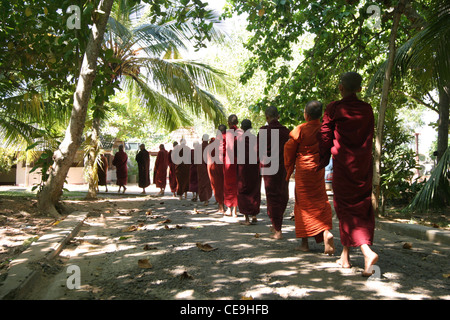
[236,130,261,216]
[97,154,108,186]
[207,138,224,205]
[318,93,375,247]
[154,149,169,189]
[112,150,128,186]
[168,150,178,193]
[258,119,290,232]
[197,141,212,202]
[189,149,198,193]
[175,148,190,196]
[223,126,238,208]
[136,149,150,189]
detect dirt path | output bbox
[22,189,450,300]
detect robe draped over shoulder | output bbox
[153,149,168,189]
[112,150,128,186]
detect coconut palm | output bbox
[84,0,229,198]
[368,0,450,211]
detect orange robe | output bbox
[207,138,224,205]
[284,119,332,242]
[154,149,168,189]
[197,141,212,202]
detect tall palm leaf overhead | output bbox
[102,0,229,131]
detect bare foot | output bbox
[323,230,335,255]
[251,216,257,224]
[361,245,379,277]
[295,239,309,252]
[336,258,352,269]
[270,230,283,240]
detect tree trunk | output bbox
[437,84,449,163]
[85,116,101,200]
[37,0,115,217]
[372,0,406,216]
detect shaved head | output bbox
[305,100,323,120]
[339,72,363,92]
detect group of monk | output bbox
[99,72,378,277]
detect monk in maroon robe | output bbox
[189,145,199,201]
[168,142,178,197]
[154,144,169,196]
[318,72,378,277]
[207,129,225,213]
[236,119,261,225]
[175,140,190,200]
[223,114,239,217]
[97,154,108,193]
[197,137,212,205]
[258,106,290,239]
[135,144,150,194]
[112,145,128,193]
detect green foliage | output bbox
[0,148,17,174]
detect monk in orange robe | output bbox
[168,142,178,197]
[258,106,290,239]
[318,72,378,277]
[97,154,108,193]
[223,115,240,217]
[207,127,226,213]
[197,136,212,205]
[154,144,169,196]
[112,145,128,194]
[284,101,334,254]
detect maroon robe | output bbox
[154,149,169,189]
[136,149,150,189]
[189,149,198,193]
[112,150,128,186]
[318,93,375,247]
[207,138,224,205]
[258,119,290,232]
[168,150,178,193]
[175,148,190,196]
[236,130,261,216]
[197,141,212,202]
[97,154,108,186]
[223,126,238,208]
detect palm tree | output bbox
[84,0,229,198]
[369,0,450,211]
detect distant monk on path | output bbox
[175,139,190,200]
[97,154,109,193]
[236,119,261,225]
[136,144,150,194]
[168,142,178,197]
[112,145,128,194]
[223,114,240,218]
[207,127,225,213]
[197,136,212,206]
[258,106,290,239]
[189,144,199,201]
[154,144,169,196]
[284,101,334,254]
[318,72,378,277]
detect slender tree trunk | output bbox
[85,116,101,200]
[37,0,115,217]
[437,84,449,163]
[372,0,406,216]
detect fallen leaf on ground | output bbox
[164,225,171,230]
[143,245,157,250]
[240,295,254,300]
[158,219,172,224]
[196,242,217,252]
[122,225,138,232]
[118,236,132,241]
[138,259,152,269]
[145,210,152,215]
[176,225,182,229]
[403,242,412,249]
[254,233,261,238]
[443,274,450,279]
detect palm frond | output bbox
[404,146,450,212]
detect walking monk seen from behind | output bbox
[318,72,378,277]
[284,101,334,254]
[258,106,290,239]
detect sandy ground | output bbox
[4,184,447,301]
